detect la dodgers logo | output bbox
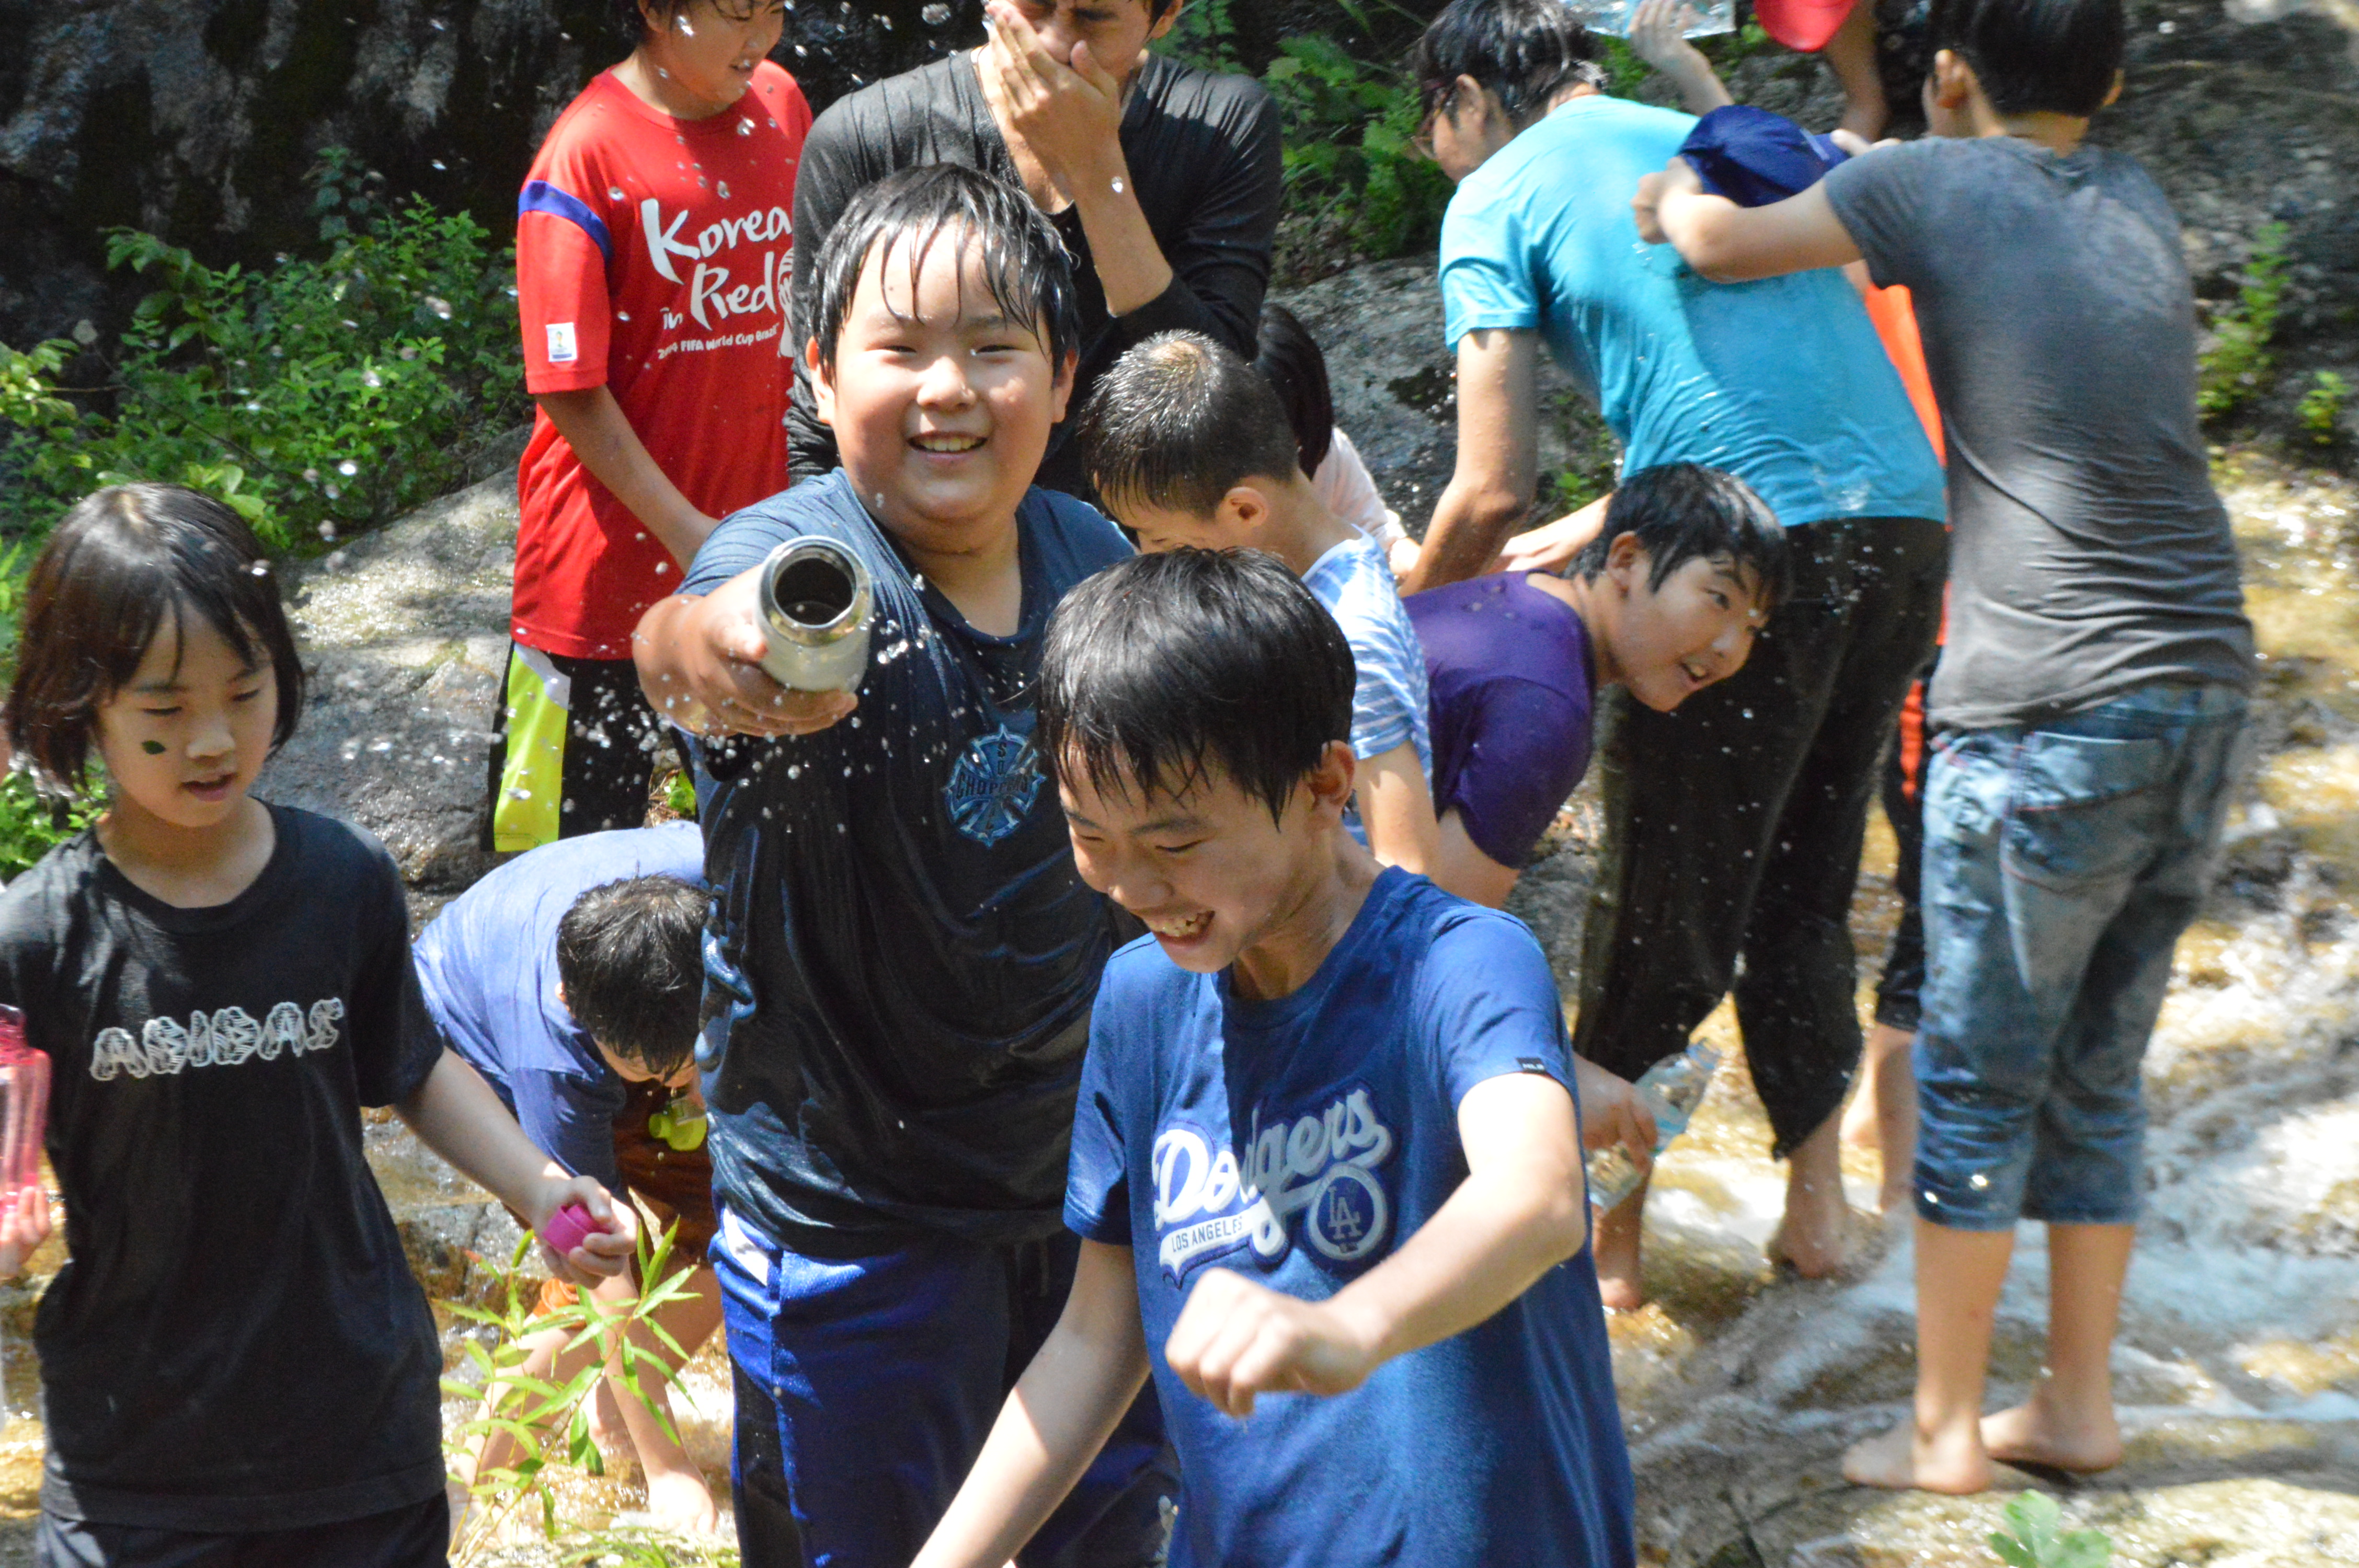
[1152,1087,1395,1283]
[945,727,1041,846]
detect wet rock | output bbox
[255,470,519,891]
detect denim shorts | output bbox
[1913,681,2248,1229]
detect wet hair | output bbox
[5,483,305,798]
[614,0,776,45]
[1565,464,1794,609]
[1928,0,2124,117]
[555,873,710,1079]
[1072,331,1306,519]
[808,164,1081,374]
[1411,0,1604,129]
[1040,549,1355,826]
[1253,303,1336,480]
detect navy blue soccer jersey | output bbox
[680,470,1132,1255]
[1067,869,1636,1568]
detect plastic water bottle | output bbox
[0,1007,48,1198]
[1586,1042,1722,1213]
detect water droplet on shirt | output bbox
[737,119,753,135]
[610,186,627,202]
[922,2,951,21]
[718,180,731,199]
[617,310,632,321]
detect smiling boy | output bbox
[910,548,1636,1568]
[631,164,1165,1566]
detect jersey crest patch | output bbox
[945,725,1041,846]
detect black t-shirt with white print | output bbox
[0,804,446,1531]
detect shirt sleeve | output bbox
[1438,189,1540,348]
[1442,678,1593,869]
[1107,76,1284,359]
[1414,911,1577,1117]
[517,154,618,395]
[680,502,796,596]
[1821,141,1939,294]
[507,1069,626,1191]
[351,839,448,1109]
[784,100,877,485]
[1062,1006,1135,1246]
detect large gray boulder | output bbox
[255,471,517,892]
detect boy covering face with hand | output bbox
[911,549,1637,1568]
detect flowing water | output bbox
[0,456,2352,1564]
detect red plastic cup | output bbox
[541,1202,598,1256]
[0,1007,49,1197]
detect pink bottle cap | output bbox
[542,1202,597,1256]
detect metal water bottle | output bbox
[1586,1041,1722,1214]
[0,1006,48,1197]
[755,537,874,694]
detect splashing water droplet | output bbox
[922,2,951,21]
[786,766,800,780]
[318,522,337,541]
[425,295,453,319]
[324,483,342,500]
[360,369,382,388]
[338,460,359,476]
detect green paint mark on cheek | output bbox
[141,741,167,756]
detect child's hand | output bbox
[1631,155,1704,246]
[0,1184,51,1278]
[671,570,859,740]
[1573,1059,1658,1175]
[1164,1267,1380,1418]
[530,1179,637,1284]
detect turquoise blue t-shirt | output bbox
[1439,95,1945,529]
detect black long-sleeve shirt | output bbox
[786,50,1284,495]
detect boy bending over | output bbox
[913,549,1636,1568]
[1074,331,1439,879]
[1638,0,2255,1493]
[633,165,1168,1564]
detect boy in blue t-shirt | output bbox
[911,549,1637,1568]
[1073,331,1439,878]
[631,166,1166,1564]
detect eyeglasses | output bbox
[1410,83,1460,163]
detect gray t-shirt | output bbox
[1825,137,2253,730]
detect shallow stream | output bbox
[0,455,2352,1566]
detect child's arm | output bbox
[910,1240,1150,1568]
[1429,811,1521,908]
[1628,0,1736,117]
[536,387,718,570]
[1357,743,1442,879]
[633,566,860,741]
[0,1185,51,1279]
[1400,328,1539,594]
[1633,157,1864,282]
[1164,1070,1585,1417]
[395,1051,635,1279]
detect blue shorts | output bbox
[714,1209,1173,1568]
[1913,682,2246,1230]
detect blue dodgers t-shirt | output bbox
[683,469,1133,1255]
[1067,870,1635,1568]
[414,823,705,1190]
[1439,95,1945,530]
[1406,574,1596,869]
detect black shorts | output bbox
[36,1494,449,1568]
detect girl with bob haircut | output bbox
[0,483,635,1567]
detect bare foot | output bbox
[646,1467,724,1535]
[1770,1116,1854,1277]
[1594,1192,1646,1311]
[1981,1391,2123,1473]
[1841,1419,1994,1494]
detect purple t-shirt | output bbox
[1404,574,1596,868]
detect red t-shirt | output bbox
[513,64,812,660]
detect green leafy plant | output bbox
[2199,222,2292,419]
[1988,1491,2112,1568]
[443,1222,720,1564]
[0,149,525,552]
[0,774,98,882]
[1261,16,1453,273]
[2298,369,2349,445]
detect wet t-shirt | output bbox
[682,469,1132,1255]
[1407,574,1597,868]
[1067,870,1635,1568]
[0,806,445,1530]
[1439,95,1945,530]
[1824,138,2255,729]
[414,823,705,1190]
